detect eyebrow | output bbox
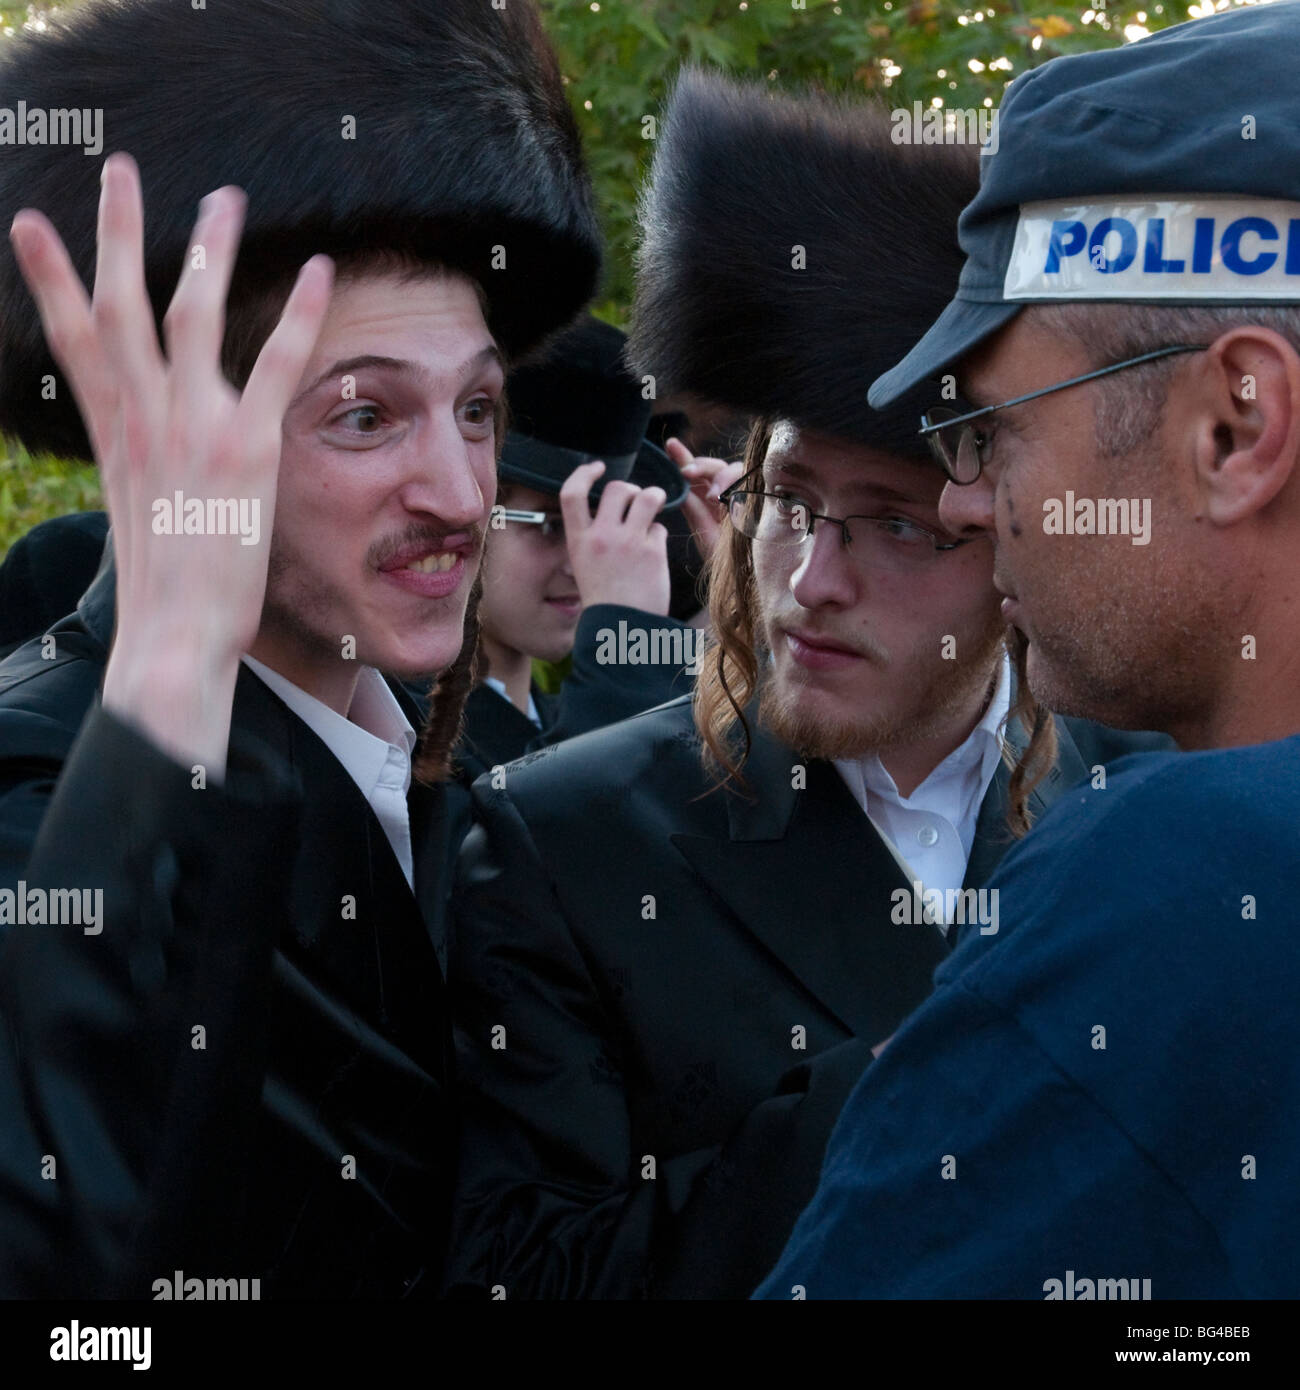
[766,458,935,509]
[959,372,1024,415]
[292,344,504,407]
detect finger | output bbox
[707,460,747,502]
[164,186,247,395]
[237,254,334,460]
[679,489,716,540]
[664,436,695,470]
[592,477,639,527]
[559,460,605,536]
[623,484,667,534]
[680,455,726,483]
[91,154,164,398]
[9,210,117,463]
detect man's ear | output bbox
[1191,326,1300,526]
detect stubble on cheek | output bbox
[260,528,366,664]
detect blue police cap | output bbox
[870,0,1300,409]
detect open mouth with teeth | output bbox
[404,552,459,573]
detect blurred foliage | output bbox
[0,0,1256,551]
[0,444,100,554]
[532,654,574,694]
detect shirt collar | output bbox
[846,648,1012,806]
[241,655,416,795]
[482,675,542,728]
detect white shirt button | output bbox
[917,824,940,848]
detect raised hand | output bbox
[558,460,671,616]
[9,153,333,778]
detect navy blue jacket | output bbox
[757,737,1300,1299]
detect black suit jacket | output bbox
[454,604,694,782]
[0,559,466,1297]
[457,684,558,780]
[446,693,1172,1299]
[0,509,111,660]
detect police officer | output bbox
[761,1,1300,1299]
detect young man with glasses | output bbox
[761,2,1299,1300]
[443,71,1164,1301]
[457,315,707,780]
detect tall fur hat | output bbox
[0,0,601,460]
[628,67,980,461]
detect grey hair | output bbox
[1032,302,1300,458]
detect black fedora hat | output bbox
[0,0,602,461]
[500,315,687,510]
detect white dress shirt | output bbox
[834,653,1012,932]
[482,675,543,728]
[242,655,417,889]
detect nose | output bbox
[789,520,857,610]
[938,471,997,540]
[397,415,491,533]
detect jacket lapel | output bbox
[459,684,541,770]
[231,667,446,1060]
[670,719,949,1042]
[532,684,558,728]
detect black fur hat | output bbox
[0,0,601,460]
[501,315,687,509]
[628,67,980,461]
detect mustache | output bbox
[367,520,484,570]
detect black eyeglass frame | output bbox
[717,469,973,556]
[920,343,1209,485]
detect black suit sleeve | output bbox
[446,784,872,1300]
[0,703,298,1296]
[530,604,695,752]
[647,1036,874,1298]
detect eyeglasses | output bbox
[718,469,975,574]
[499,508,566,542]
[921,344,1209,485]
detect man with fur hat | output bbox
[760,1,1300,1300]
[443,68,1167,1300]
[0,0,597,1297]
